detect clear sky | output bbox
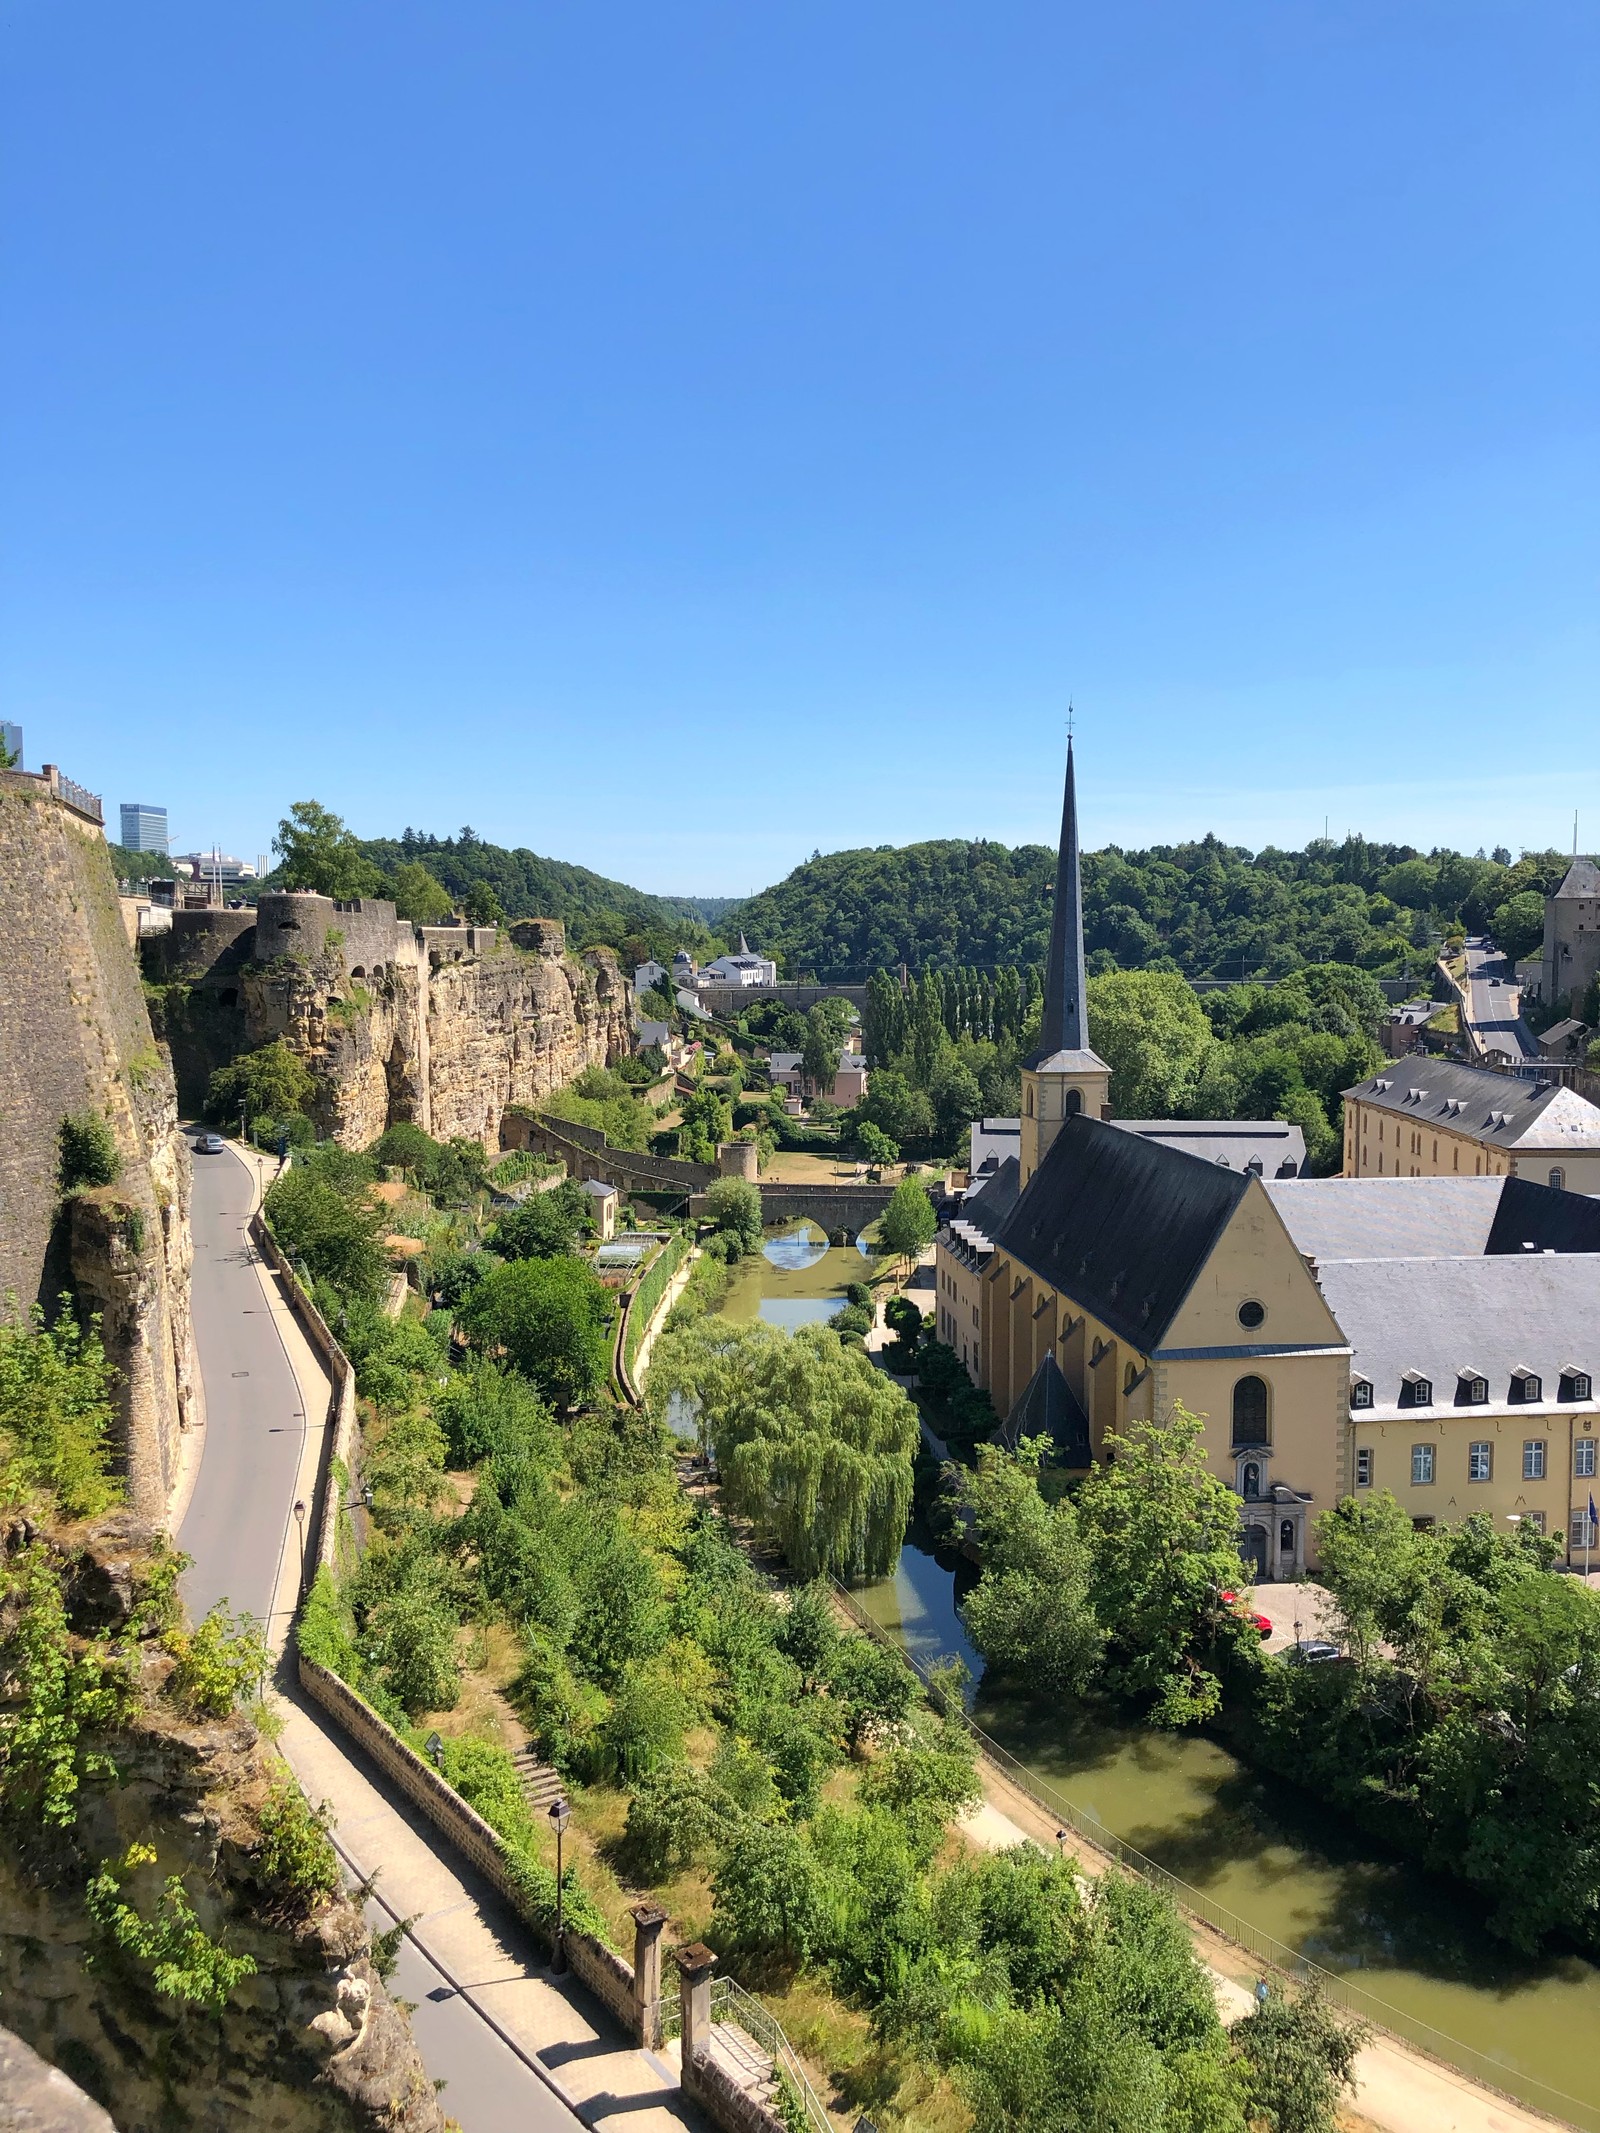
[3,3,1596,894]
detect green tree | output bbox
[855,1120,899,1169]
[464,880,505,924]
[207,1040,315,1128]
[0,1304,121,1517]
[461,1255,615,1409]
[957,1443,1104,1698]
[488,1180,591,1259]
[1490,889,1546,964]
[390,860,456,924]
[1075,1409,1259,1726]
[928,1058,984,1148]
[264,1165,389,1305]
[273,799,385,899]
[705,1175,763,1250]
[1087,970,1218,1117]
[878,1176,937,1265]
[650,1320,918,1578]
[825,1632,917,1751]
[801,999,853,1091]
[712,1820,825,1961]
[1231,1982,1368,2133]
[856,1069,935,1152]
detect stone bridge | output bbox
[750,1180,896,1239]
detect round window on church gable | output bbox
[1238,1300,1266,1331]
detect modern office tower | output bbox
[1,722,21,767]
[120,802,170,853]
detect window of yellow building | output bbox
[1468,1441,1493,1482]
[1355,1447,1374,1487]
[1524,1440,1547,1481]
[1577,1439,1597,1478]
[1412,1443,1436,1485]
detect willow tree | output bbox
[650,1320,917,1580]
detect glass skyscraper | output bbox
[119,802,169,852]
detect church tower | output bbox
[1019,735,1111,1185]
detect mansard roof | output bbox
[990,1112,1248,1349]
[1342,1054,1600,1150]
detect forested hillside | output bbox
[727,836,1572,981]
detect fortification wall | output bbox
[0,777,202,1513]
[423,947,630,1144]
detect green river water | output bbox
[710,1224,1600,2131]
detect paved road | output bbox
[181,1141,309,1630]
[1461,937,1537,1063]
[181,1138,583,2133]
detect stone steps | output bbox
[708,2020,777,2102]
[510,1745,567,1811]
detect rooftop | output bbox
[1553,857,1600,899]
[1342,1053,1600,1150]
[1318,1253,1600,1420]
[1113,1119,1306,1176]
[1265,1172,1600,1264]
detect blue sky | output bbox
[3,3,1596,894]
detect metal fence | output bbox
[828,1577,1598,2133]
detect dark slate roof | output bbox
[1485,1174,1600,1256]
[963,1154,1022,1236]
[1001,1351,1092,1465]
[1554,857,1600,899]
[991,1112,1249,1349]
[1342,1053,1600,1149]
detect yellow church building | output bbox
[950,741,1600,1576]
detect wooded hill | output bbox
[724,836,1574,981]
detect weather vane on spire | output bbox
[1066,701,1075,740]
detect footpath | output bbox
[224,1148,699,2133]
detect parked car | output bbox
[1220,1590,1272,1639]
[195,1132,225,1154]
[1284,1639,1343,1666]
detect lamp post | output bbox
[549,1796,572,1973]
[426,1732,445,1772]
[293,1498,307,1597]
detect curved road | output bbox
[1461,937,1537,1063]
[180,1140,582,2133]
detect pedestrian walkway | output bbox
[218,1143,702,2133]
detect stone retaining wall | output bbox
[250,1201,357,1572]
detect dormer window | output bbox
[1509,1368,1542,1404]
[1560,1367,1593,1402]
[1400,1371,1433,1408]
[1457,1371,1489,1406]
[1350,1377,1374,1410]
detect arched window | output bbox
[1232,1375,1270,1449]
[1550,1167,1566,1191]
[1064,1088,1082,1118]
[1279,1518,1295,1559]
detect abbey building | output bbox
[939,745,1600,1576]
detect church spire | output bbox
[1028,731,1089,1064]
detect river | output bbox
[717,1223,1600,2132]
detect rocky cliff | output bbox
[0,1514,445,2133]
[151,892,632,1151]
[0,774,202,1518]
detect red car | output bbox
[1221,1590,1272,1639]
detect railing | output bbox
[827,1578,1598,2133]
[659,1974,832,2132]
[710,1976,834,2133]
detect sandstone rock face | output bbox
[243,923,631,1151]
[0,776,202,1519]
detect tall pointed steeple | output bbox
[1018,727,1110,1186]
[1028,734,1089,1066]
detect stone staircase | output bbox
[708,2020,780,2110]
[509,1742,566,1814]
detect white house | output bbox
[700,933,777,987]
[634,959,668,993]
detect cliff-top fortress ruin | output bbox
[147,889,633,1150]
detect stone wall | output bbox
[0,775,202,1514]
[506,1112,715,1193]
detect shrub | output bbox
[0,1302,121,1518]
[705,1176,763,1250]
[265,1165,388,1306]
[712,1820,825,1961]
[207,1041,314,1130]
[255,1779,340,1916]
[625,1760,738,1878]
[167,1605,268,1718]
[59,1111,121,1192]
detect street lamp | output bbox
[425,1732,445,1771]
[549,1796,572,1974]
[293,1499,307,1596]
